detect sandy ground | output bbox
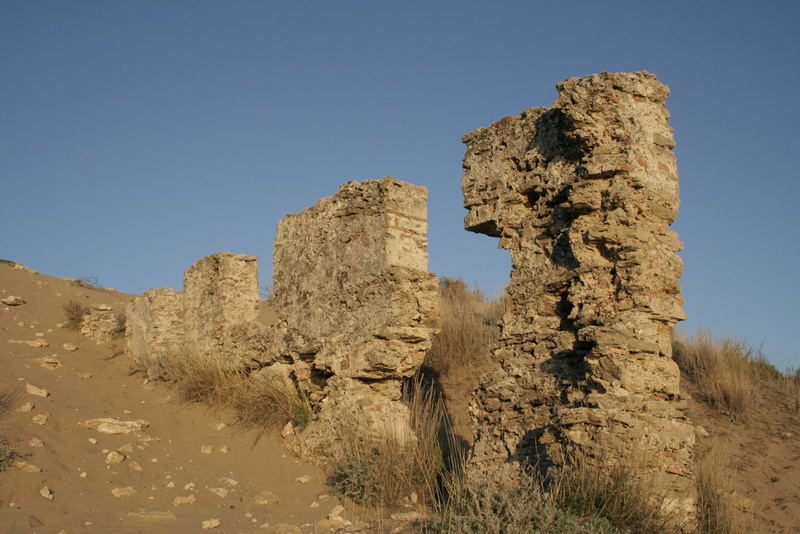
[686,379,800,533]
[0,261,376,534]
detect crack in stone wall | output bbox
[461,71,696,520]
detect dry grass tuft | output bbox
[152,351,310,429]
[0,389,15,471]
[695,452,742,534]
[431,464,625,534]
[424,278,504,376]
[673,332,757,421]
[234,372,311,428]
[550,455,677,534]
[110,313,126,340]
[63,300,90,330]
[331,375,452,508]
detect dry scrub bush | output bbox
[695,452,742,534]
[110,313,126,340]
[0,390,15,471]
[152,351,310,429]
[673,332,756,421]
[424,278,504,376]
[331,376,451,509]
[431,464,624,534]
[63,300,90,330]
[549,455,678,534]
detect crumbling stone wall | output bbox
[80,305,120,342]
[124,179,439,463]
[183,252,261,367]
[125,289,185,379]
[267,178,439,458]
[462,72,696,518]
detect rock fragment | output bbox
[1,296,25,306]
[208,487,229,498]
[106,451,126,464]
[62,343,78,352]
[39,486,54,500]
[173,495,196,505]
[202,519,221,529]
[15,461,42,472]
[26,383,50,397]
[39,356,62,369]
[111,486,137,497]
[31,413,48,425]
[80,417,149,434]
[126,510,178,522]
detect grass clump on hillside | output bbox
[0,390,15,471]
[331,375,451,508]
[424,277,504,376]
[673,331,798,421]
[63,300,90,330]
[432,465,622,534]
[695,452,740,534]
[147,352,311,430]
[550,455,678,534]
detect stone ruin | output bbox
[124,70,697,523]
[125,177,439,459]
[264,178,439,457]
[461,71,696,517]
[125,288,185,378]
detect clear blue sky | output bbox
[2,1,798,368]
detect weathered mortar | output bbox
[462,72,696,518]
[183,252,261,366]
[268,177,440,460]
[125,288,185,379]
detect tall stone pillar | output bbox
[462,72,696,519]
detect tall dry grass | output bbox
[431,463,631,534]
[695,451,743,534]
[0,389,15,471]
[331,375,453,508]
[673,332,757,421]
[151,351,310,430]
[424,278,504,376]
[550,455,678,534]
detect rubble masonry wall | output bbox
[462,71,696,518]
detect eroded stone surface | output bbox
[462,71,696,520]
[125,289,185,378]
[268,178,439,462]
[184,252,262,368]
[80,309,119,342]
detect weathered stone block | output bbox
[125,288,185,379]
[270,178,439,380]
[80,310,119,342]
[183,252,260,366]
